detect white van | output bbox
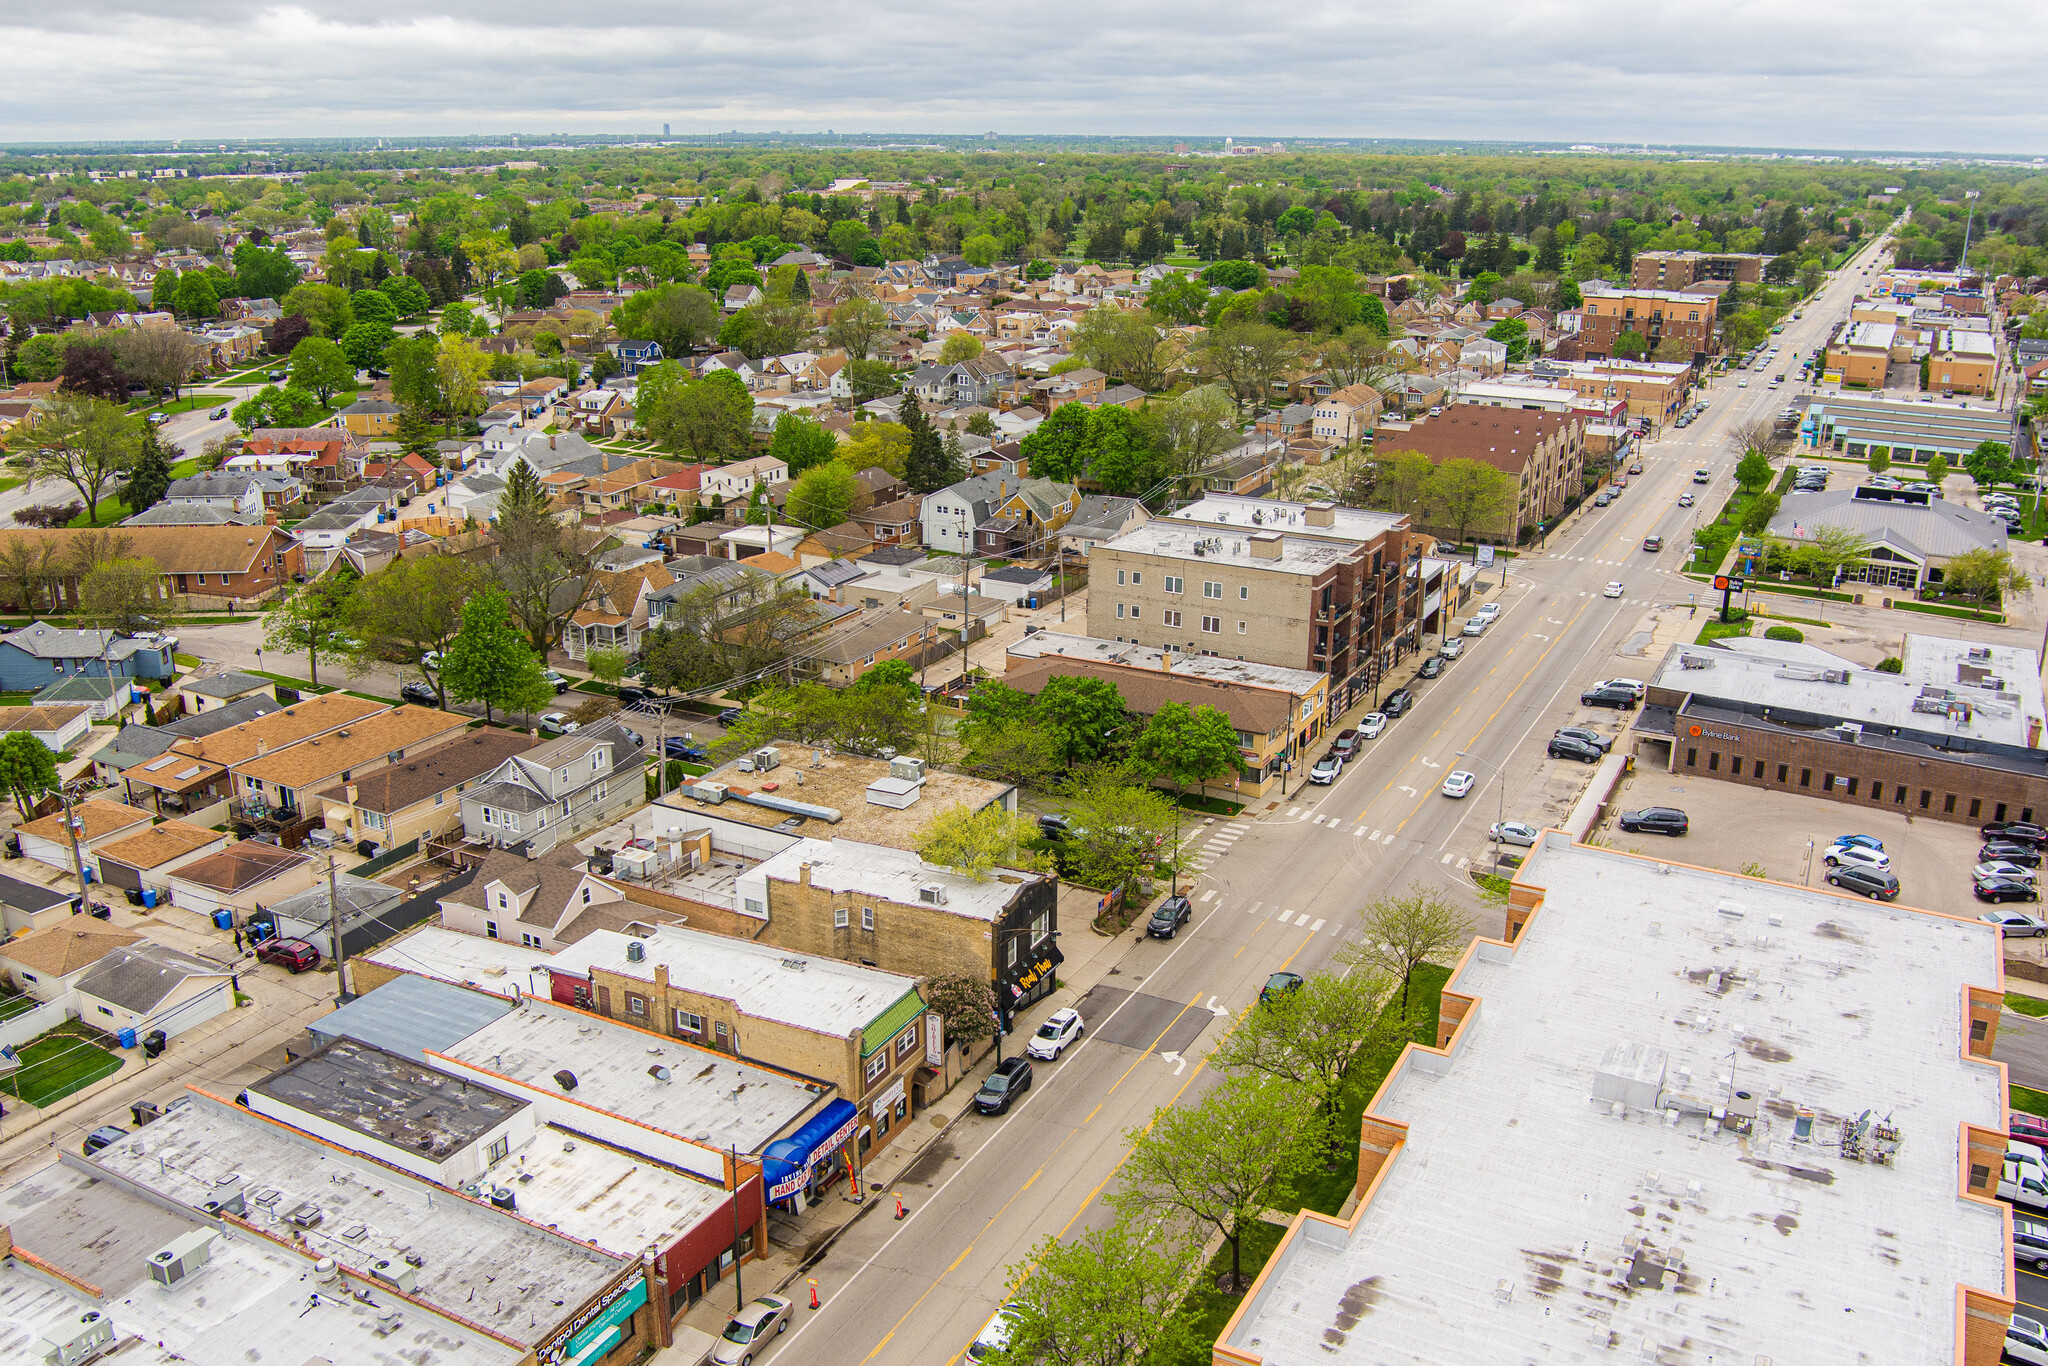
[968,1304,1022,1363]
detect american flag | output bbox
[1791,521,1806,538]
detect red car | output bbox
[256,938,320,972]
[2015,1113,2048,1145]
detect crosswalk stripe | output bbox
[1354,825,1366,836]
[1457,857,1469,870]
[1200,890,1216,902]
[1369,830,1383,842]
[1440,852,1454,864]
[1247,901,1262,915]
[1276,906,1292,919]
[1309,918,1326,933]
[1313,815,1327,826]
[1287,805,1303,817]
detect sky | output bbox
[3,0,2045,154]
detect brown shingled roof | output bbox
[93,819,226,871]
[172,692,388,768]
[1371,409,1580,477]
[0,923,143,978]
[18,797,152,844]
[232,705,474,789]
[316,730,539,814]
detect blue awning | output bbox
[763,1098,859,1201]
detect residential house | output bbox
[795,521,877,566]
[0,868,81,936]
[908,356,1013,406]
[164,842,318,919]
[0,624,175,690]
[1059,494,1151,558]
[700,455,789,502]
[0,703,92,754]
[72,942,236,1039]
[0,525,303,607]
[316,729,541,852]
[92,819,231,897]
[975,564,1054,607]
[1577,286,1718,359]
[808,609,940,685]
[338,398,401,438]
[561,552,677,661]
[1255,403,1317,441]
[162,470,304,516]
[14,796,153,873]
[1312,384,1383,445]
[920,472,1078,556]
[0,923,142,1003]
[230,704,473,830]
[614,338,663,375]
[31,676,124,721]
[437,847,629,951]
[459,718,647,857]
[857,496,923,546]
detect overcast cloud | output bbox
[3,0,2044,153]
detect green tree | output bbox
[847,358,901,403]
[379,274,431,317]
[767,412,839,477]
[350,288,398,327]
[281,282,353,336]
[500,458,552,522]
[1925,452,1950,484]
[1465,270,1503,305]
[1739,491,1782,537]
[437,302,483,337]
[1020,402,1092,483]
[938,332,984,363]
[264,571,359,686]
[1134,701,1241,849]
[645,372,754,462]
[1145,271,1209,325]
[442,585,553,726]
[347,556,484,707]
[14,394,136,525]
[1112,1073,1327,1291]
[1611,329,1649,360]
[1734,449,1774,492]
[0,731,60,821]
[124,428,176,516]
[1943,548,2032,609]
[288,336,353,406]
[1788,523,1872,586]
[1036,675,1130,766]
[79,556,164,631]
[386,333,443,415]
[230,385,324,431]
[825,298,890,360]
[586,646,630,687]
[919,973,996,1055]
[1429,456,1519,546]
[232,243,303,302]
[787,461,860,531]
[1210,968,1396,1114]
[1867,446,1891,476]
[992,1217,1200,1366]
[1964,440,2016,491]
[916,804,1054,882]
[1054,776,1176,904]
[173,272,218,320]
[900,391,959,494]
[1484,317,1532,363]
[339,321,395,373]
[1345,880,1474,1022]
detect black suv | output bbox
[1983,841,2044,868]
[1148,895,1193,938]
[1038,813,1073,839]
[400,680,438,707]
[1382,688,1413,717]
[975,1057,1033,1114]
[1983,821,2048,846]
[1548,734,1603,763]
[1581,685,1639,709]
[1826,864,1900,901]
[1618,807,1688,835]
[1554,726,1612,752]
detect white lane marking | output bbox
[1200,890,1217,903]
[1397,786,1417,797]
[1313,815,1327,826]
[1458,857,1470,870]
[1354,825,1366,836]
[1309,918,1326,933]
[1440,852,1454,864]
[1419,756,1440,769]
[1247,901,1263,915]
[1369,829,1382,842]
[1276,906,1293,919]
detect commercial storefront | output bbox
[763,1098,861,1213]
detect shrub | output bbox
[1763,625,1804,642]
[13,501,85,528]
[1875,656,1903,673]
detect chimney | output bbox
[256,737,268,756]
[549,435,556,450]
[346,784,358,803]
[1304,501,1336,527]
[1249,531,1284,560]
[1161,645,1172,671]
[654,963,670,990]
[799,863,813,886]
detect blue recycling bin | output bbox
[211,908,231,929]
[140,888,156,909]
[118,1027,137,1049]
[82,866,93,884]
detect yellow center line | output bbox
[861,994,1206,1365]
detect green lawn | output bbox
[2016,1084,2048,1118]
[2,1023,124,1107]
[1696,614,1752,645]
[0,992,37,1022]
[1146,965,1452,1366]
[2007,993,2048,1018]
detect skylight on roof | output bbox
[175,766,204,781]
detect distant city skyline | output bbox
[4,0,2045,154]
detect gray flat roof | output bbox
[252,1036,528,1155]
[1224,837,2007,1366]
[1098,520,1353,574]
[306,971,520,1060]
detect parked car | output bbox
[716,708,743,726]
[542,669,571,693]
[1984,821,2048,846]
[1260,971,1304,1004]
[975,1057,1033,1114]
[1978,860,2038,884]
[663,738,710,761]
[2017,1114,2048,1146]
[1358,712,1387,739]
[1830,834,1886,853]
[1441,770,1476,798]
[1825,864,1900,900]
[1037,813,1072,839]
[1548,735,1604,763]
[1438,638,1465,659]
[1975,877,2041,905]
[1461,616,1490,637]
[616,686,657,708]
[1617,807,1688,835]
[1475,602,1501,619]
[1027,1008,1085,1059]
[1629,462,1644,474]
[1147,895,1194,939]
[1554,726,1612,752]
[538,712,579,737]
[1309,754,1342,785]
[419,650,443,671]
[1593,492,1612,507]
[1580,685,1638,710]
[968,1305,1024,1365]
[1331,728,1360,758]
[400,680,438,707]
[1418,656,1443,679]
[1595,678,1647,698]
[208,405,230,420]
[1382,688,1413,717]
[1984,841,2045,867]
[2015,1219,2048,1275]
[1490,820,1540,847]
[1823,843,1891,871]
[81,1125,128,1155]
[1981,909,2048,935]
[710,1295,794,1366]
[256,938,320,972]
[1693,468,1712,483]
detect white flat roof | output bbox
[1654,641,2035,747]
[1007,631,1326,695]
[1165,494,1405,545]
[551,925,920,1040]
[1900,633,2047,744]
[479,1122,729,1254]
[1936,329,1998,357]
[1225,838,2008,1366]
[440,998,829,1152]
[1100,521,1352,574]
[87,1096,625,1348]
[361,923,550,998]
[1837,320,1898,351]
[755,836,1026,923]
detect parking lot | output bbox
[1586,765,1992,924]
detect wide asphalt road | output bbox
[751,237,1897,1366]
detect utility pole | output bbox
[729,1144,745,1310]
[59,783,90,909]
[324,850,347,1004]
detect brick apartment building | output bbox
[1092,502,1419,710]
[1630,250,1770,290]
[1578,287,1719,360]
[1373,409,1587,540]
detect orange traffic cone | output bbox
[893,1194,907,1220]
[808,1278,820,1310]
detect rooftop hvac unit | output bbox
[369,1257,418,1294]
[626,939,646,963]
[147,1229,217,1286]
[489,1186,517,1212]
[1820,669,1850,684]
[889,755,927,783]
[283,1201,324,1229]
[691,781,729,804]
[553,1069,578,1091]
[918,883,949,906]
[33,1309,115,1366]
[201,1188,246,1219]
[754,746,782,771]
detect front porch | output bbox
[562,612,640,662]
